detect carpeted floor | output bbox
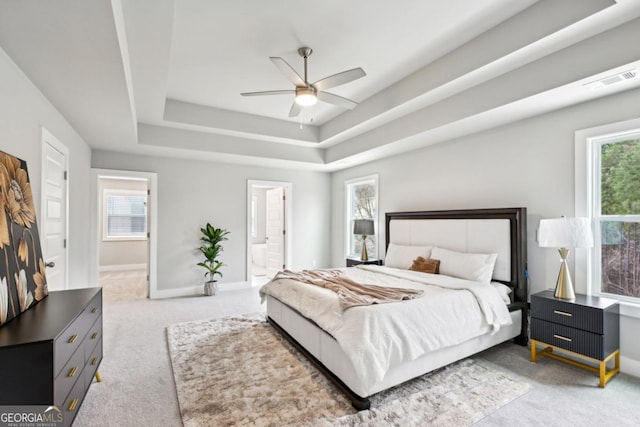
[74,287,640,426]
[166,315,530,427]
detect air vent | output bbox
[583,69,638,90]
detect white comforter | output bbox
[259,265,511,391]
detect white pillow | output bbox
[430,247,497,284]
[491,282,513,305]
[384,243,432,270]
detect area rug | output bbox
[166,315,530,426]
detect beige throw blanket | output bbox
[272,269,424,310]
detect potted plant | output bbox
[197,223,230,296]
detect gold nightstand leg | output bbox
[530,339,538,362]
[599,349,621,388]
[95,371,102,383]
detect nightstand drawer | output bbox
[531,294,603,333]
[531,318,606,360]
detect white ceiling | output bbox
[1,0,639,171]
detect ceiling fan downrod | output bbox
[298,47,312,85]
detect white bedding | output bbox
[259,265,512,391]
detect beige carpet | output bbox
[167,315,531,426]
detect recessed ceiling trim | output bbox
[163,99,319,144]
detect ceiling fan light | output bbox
[295,87,317,106]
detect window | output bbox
[103,190,148,240]
[591,133,640,301]
[345,175,378,258]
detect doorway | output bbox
[90,169,158,300]
[247,180,292,287]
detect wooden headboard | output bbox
[385,207,528,309]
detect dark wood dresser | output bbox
[0,288,102,426]
[530,289,619,387]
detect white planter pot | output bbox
[204,281,218,296]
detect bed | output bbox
[260,207,528,410]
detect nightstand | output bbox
[530,290,620,387]
[346,258,383,267]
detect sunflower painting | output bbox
[0,150,47,327]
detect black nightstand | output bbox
[346,258,383,267]
[530,290,620,387]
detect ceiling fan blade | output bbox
[241,90,295,97]
[288,102,301,118]
[312,68,366,91]
[317,91,358,109]
[270,57,306,87]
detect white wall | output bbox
[91,151,331,291]
[330,87,640,375]
[98,177,148,268]
[0,46,92,287]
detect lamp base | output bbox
[360,235,368,261]
[554,248,575,300]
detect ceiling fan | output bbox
[241,47,366,118]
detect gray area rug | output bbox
[166,315,531,426]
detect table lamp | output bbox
[538,217,594,300]
[353,219,375,261]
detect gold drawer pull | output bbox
[553,310,573,317]
[91,332,99,339]
[91,357,98,366]
[554,334,572,342]
[68,398,79,411]
[91,307,98,313]
[68,335,78,344]
[68,367,78,378]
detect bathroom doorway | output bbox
[246,180,292,287]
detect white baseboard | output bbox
[150,281,251,299]
[620,355,640,378]
[99,264,147,272]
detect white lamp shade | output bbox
[538,217,594,248]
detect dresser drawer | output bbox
[54,346,85,408]
[531,294,603,333]
[81,293,102,324]
[61,370,86,427]
[531,318,606,360]
[85,341,103,387]
[54,321,90,378]
[83,315,102,362]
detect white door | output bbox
[42,133,68,290]
[265,187,285,278]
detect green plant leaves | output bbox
[197,223,230,280]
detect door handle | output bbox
[45,261,55,268]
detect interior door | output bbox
[265,187,285,278]
[42,138,68,290]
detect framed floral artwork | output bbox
[0,150,48,327]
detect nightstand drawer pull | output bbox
[553,334,572,342]
[68,367,78,378]
[91,307,98,313]
[67,334,78,344]
[553,310,573,317]
[91,332,98,339]
[68,398,78,412]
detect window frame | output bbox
[344,174,379,259]
[575,118,640,305]
[102,188,148,242]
